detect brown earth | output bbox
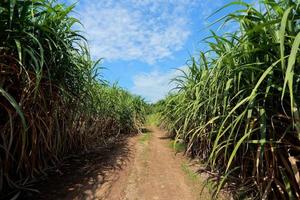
[29,127,214,200]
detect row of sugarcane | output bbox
[0,1,146,198]
[159,1,300,199]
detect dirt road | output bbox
[34,127,210,200]
[106,127,201,200]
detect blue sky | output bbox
[62,0,255,102]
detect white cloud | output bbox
[61,0,236,101]
[73,0,194,64]
[65,0,230,64]
[131,66,187,103]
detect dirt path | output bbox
[33,127,211,200]
[107,126,201,200]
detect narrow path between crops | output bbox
[106,126,206,200]
[34,127,212,200]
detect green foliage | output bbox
[147,99,165,114]
[0,0,146,198]
[181,163,198,182]
[146,113,161,126]
[160,1,300,199]
[169,140,186,153]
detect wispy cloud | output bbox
[61,0,235,102]
[71,0,195,64]
[131,66,187,103]
[65,0,229,64]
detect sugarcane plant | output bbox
[160,0,300,199]
[0,0,146,198]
